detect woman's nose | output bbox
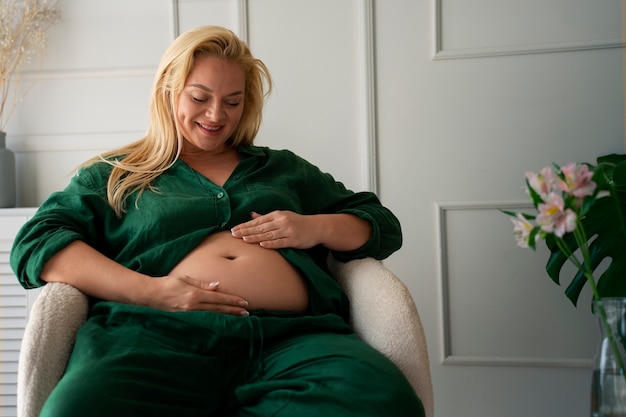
[205,101,224,120]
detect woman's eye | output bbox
[192,96,207,103]
[226,102,241,107]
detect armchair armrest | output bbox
[18,283,89,417]
[327,257,434,417]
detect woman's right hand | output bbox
[146,275,250,316]
[41,241,249,316]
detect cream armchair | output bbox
[18,257,434,417]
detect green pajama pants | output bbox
[40,302,425,417]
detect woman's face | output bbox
[177,55,246,154]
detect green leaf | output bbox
[500,209,517,217]
[528,227,541,250]
[525,178,543,207]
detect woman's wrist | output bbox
[317,213,372,252]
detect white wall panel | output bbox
[24,0,173,71]
[433,0,625,59]
[6,73,153,207]
[177,0,247,38]
[15,150,120,207]
[247,0,375,192]
[8,76,152,138]
[437,202,597,367]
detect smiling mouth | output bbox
[198,122,222,132]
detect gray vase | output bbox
[0,131,16,208]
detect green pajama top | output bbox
[10,145,402,320]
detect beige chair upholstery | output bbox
[18,257,434,417]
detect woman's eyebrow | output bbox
[188,83,244,97]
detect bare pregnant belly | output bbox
[168,231,309,312]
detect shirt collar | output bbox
[237,145,266,157]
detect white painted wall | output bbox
[2,1,624,416]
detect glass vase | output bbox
[592,298,626,417]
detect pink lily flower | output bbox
[536,193,578,237]
[557,162,596,198]
[525,167,558,198]
[511,213,537,248]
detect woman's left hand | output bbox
[231,211,320,249]
[231,210,372,251]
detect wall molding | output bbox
[443,355,592,368]
[7,132,145,153]
[171,0,180,38]
[172,0,249,42]
[435,200,593,368]
[431,0,626,60]
[18,67,156,81]
[238,0,249,44]
[357,0,378,193]
[18,0,179,81]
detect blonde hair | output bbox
[84,26,272,216]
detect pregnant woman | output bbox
[11,25,425,417]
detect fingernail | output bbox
[240,300,249,307]
[240,310,250,316]
[209,281,220,287]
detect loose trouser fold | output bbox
[40,302,424,417]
